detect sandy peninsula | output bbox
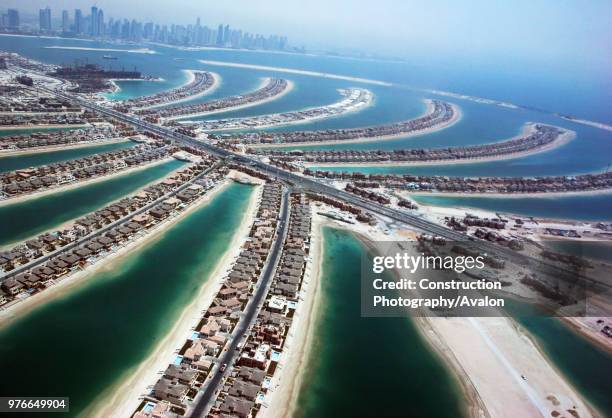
[0,137,130,157]
[259,209,600,418]
[0,176,244,329]
[0,159,188,251]
[132,70,222,111]
[167,78,295,121]
[0,157,173,208]
[305,124,575,168]
[83,174,264,418]
[251,100,462,149]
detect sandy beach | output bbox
[408,185,612,199]
[167,78,295,121]
[258,209,326,418]
[419,315,598,418]
[0,177,242,330]
[260,208,600,418]
[196,87,373,133]
[250,100,462,148]
[0,160,189,251]
[131,70,221,111]
[306,124,575,168]
[43,46,157,54]
[84,175,263,418]
[0,123,90,131]
[198,60,393,87]
[0,157,173,208]
[0,138,130,157]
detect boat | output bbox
[102,55,118,60]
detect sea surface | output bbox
[0,139,134,173]
[0,159,184,246]
[0,182,253,416]
[295,227,465,418]
[505,300,612,417]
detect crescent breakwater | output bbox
[258,123,573,166]
[120,71,218,110]
[135,78,290,120]
[191,87,373,132]
[216,100,459,147]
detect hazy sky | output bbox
[4,0,612,67]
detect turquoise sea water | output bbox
[0,140,134,173]
[0,182,253,417]
[505,300,612,417]
[295,227,465,418]
[0,159,184,246]
[411,194,612,222]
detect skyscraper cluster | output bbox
[0,9,19,30]
[0,5,289,52]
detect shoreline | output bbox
[198,87,373,133]
[305,125,575,168]
[271,213,601,418]
[0,138,130,157]
[85,176,263,418]
[0,160,189,251]
[252,100,462,148]
[0,123,90,131]
[131,70,222,111]
[167,78,295,121]
[0,157,173,208]
[409,186,612,199]
[258,209,326,418]
[0,177,234,329]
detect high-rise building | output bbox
[61,10,69,33]
[223,24,230,46]
[7,9,19,30]
[74,9,83,34]
[39,7,51,33]
[90,6,98,36]
[98,9,104,36]
[216,24,224,45]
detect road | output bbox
[39,86,611,292]
[0,163,220,281]
[187,187,291,417]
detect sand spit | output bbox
[0,138,130,157]
[0,157,173,208]
[84,176,262,418]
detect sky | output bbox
[3,0,611,70]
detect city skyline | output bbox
[1,5,291,52]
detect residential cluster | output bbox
[0,157,220,307]
[220,100,455,145]
[137,79,288,121]
[259,124,566,163]
[0,143,171,199]
[207,193,312,418]
[0,124,135,151]
[121,71,215,110]
[133,181,284,417]
[197,88,371,131]
[305,170,612,195]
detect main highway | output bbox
[41,86,611,293]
